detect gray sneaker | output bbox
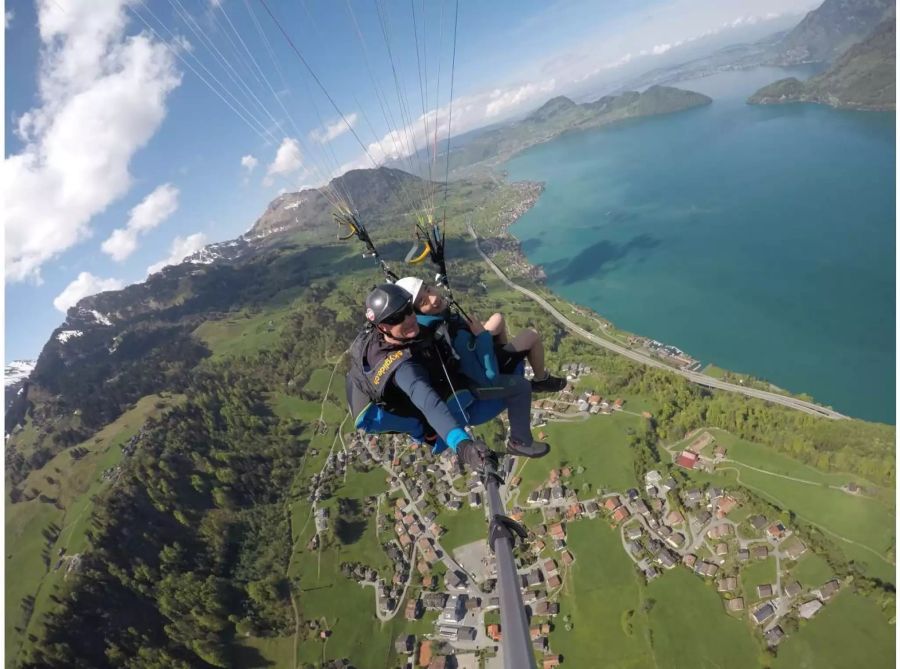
[506,438,550,458]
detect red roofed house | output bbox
[487,624,501,642]
[603,497,620,512]
[544,559,558,575]
[612,506,631,523]
[716,495,738,518]
[547,574,562,589]
[561,550,575,566]
[767,522,787,540]
[418,640,432,667]
[549,523,566,540]
[543,655,561,668]
[676,450,699,470]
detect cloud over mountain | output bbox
[53,271,124,313]
[101,183,180,261]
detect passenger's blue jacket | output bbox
[416,311,498,387]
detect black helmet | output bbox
[365,283,413,325]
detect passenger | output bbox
[395,277,567,392]
[349,283,550,459]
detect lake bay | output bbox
[506,68,896,423]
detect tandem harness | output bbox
[345,325,508,452]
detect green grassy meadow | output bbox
[740,558,777,602]
[773,593,895,669]
[436,506,489,553]
[551,522,654,668]
[787,553,834,589]
[646,568,760,669]
[516,410,645,497]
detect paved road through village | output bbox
[467,224,848,420]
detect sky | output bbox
[3,0,818,362]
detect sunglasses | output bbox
[381,303,415,326]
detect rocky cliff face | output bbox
[245,167,430,239]
[750,16,895,111]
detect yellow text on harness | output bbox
[373,350,404,386]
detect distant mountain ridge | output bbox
[749,15,895,110]
[443,85,712,177]
[616,0,894,92]
[766,0,894,65]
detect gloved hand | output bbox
[457,439,500,471]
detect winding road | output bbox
[467,223,847,420]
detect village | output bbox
[304,364,844,669]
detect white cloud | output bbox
[5,9,14,28]
[4,0,181,282]
[264,137,303,185]
[334,79,560,177]
[241,154,258,172]
[101,183,179,261]
[146,232,208,275]
[310,113,358,144]
[651,43,672,55]
[53,271,124,313]
[485,80,557,118]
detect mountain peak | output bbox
[526,96,577,122]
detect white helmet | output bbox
[395,277,424,306]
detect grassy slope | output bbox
[787,553,834,589]
[5,394,179,666]
[516,410,646,497]
[436,506,489,553]
[773,592,895,669]
[551,522,654,668]
[740,558,778,603]
[646,568,760,669]
[672,429,895,581]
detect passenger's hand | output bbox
[466,315,485,335]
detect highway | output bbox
[467,224,847,420]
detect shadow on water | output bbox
[520,237,542,255]
[545,233,660,285]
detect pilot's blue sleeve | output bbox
[393,361,469,450]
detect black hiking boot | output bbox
[506,438,550,459]
[530,373,566,393]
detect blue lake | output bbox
[506,68,896,423]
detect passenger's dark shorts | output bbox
[493,336,528,374]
